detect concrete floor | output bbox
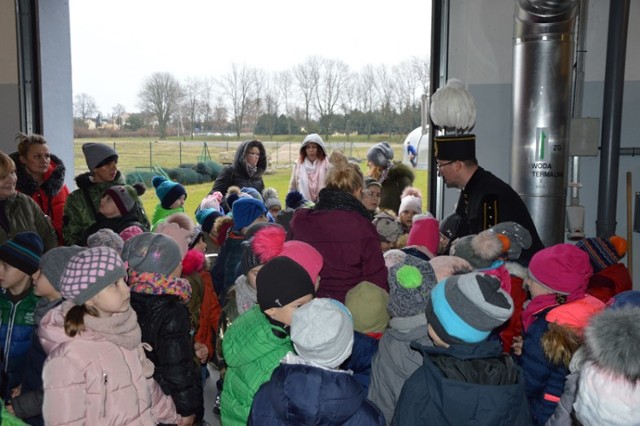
[203,364,221,426]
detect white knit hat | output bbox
[291,298,354,368]
[399,195,422,215]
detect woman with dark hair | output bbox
[288,133,331,203]
[210,139,267,197]
[366,141,414,214]
[289,151,388,303]
[62,143,150,246]
[0,151,57,250]
[10,133,69,244]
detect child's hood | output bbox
[38,301,75,354]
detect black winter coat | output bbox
[453,167,544,265]
[130,292,203,419]
[211,140,267,196]
[393,340,532,426]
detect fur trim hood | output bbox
[233,139,267,176]
[10,151,67,196]
[386,162,414,183]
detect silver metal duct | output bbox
[511,0,578,247]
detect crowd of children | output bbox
[0,140,638,426]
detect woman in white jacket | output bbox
[289,134,331,203]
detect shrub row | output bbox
[124,160,224,187]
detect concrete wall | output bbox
[0,0,21,148]
[444,0,640,286]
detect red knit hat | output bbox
[406,214,440,256]
[528,243,593,295]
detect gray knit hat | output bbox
[121,232,182,276]
[39,245,85,291]
[82,142,118,170]
[388,254,438,318]
[60,247,127,305]
[366,142,394,168]
[425,272,513,345]
[87,228,124,253]
[373,213,403,244]
[291,298,354,368]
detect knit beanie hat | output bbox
[301,133,327,155]
[576,236,627,274]
[486,221,532,261]
[291,298,354,368]
[263,188,282,210]
[364,177,382,190]
[122,232,183,276]
[240,222,283,275]
[39,245,84,291]
[82,142,118,170]
[450,230,508,270]
[367,142,394,168]
[426,272,514,344]
[406,214,439,255]
[344,281,390,334]
[232,197,267,231]
[528,243,593,295]
[285,190,313,209]
[196,208,223,234]
[256,256,315,312]
[199,191,223,212]
[373,212,403,244]
[152,176,187,209]
[388,254,438,318]
[608,290,640,309]
[119,225,143,242]
[399,195,422,215]
[251,225,323,284]
[87,228,124,254]
[0,232,44,275]
[104,185,141,216]
[241,187,263,201]
[59,246,127,305]
[384,249,407,270]
[155,213,194,258]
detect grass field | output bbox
[73,138,429,221]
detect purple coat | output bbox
[290,207,388,303]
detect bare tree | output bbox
[73,93,98,120]
[356,65,378,139]
[251,69,268,131]
[261,82,280,138]
[220,63,255,137]
[200,77,215,132]
[212,96,229,132]
[138,72,183,139]
[314,58,350,139]
[412,56,430,95]
[340,73,357,139]
[183,77,202,139]
[375,64,396,136]
[275,70,294,135]
[294,56,321,132]
[111,104,126,128]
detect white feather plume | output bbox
[429,78,477,131]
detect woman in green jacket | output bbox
[62,143,150,245]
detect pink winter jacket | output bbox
[39,302,180,425]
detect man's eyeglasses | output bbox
[436,160,456,170]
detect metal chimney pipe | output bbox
[511,0,578,247]
[596,0,631,237]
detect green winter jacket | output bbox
[221,306,292,426]
[151,204,185,230]
[0,192,57,251]
[62,171,150,245]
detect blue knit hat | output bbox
[240,187,263,201]
[0,232,44,275]
[232,198,267,231]
[152,176,187,209]
[196,208,223,233]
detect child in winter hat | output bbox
[42,245,181,425]
[405,213,440,258]
[368,253,439,423]
[86,228,124,254]
[251,297,385,425]
[575,235,627,273]
[262,188,282,217]
[367,142,394,169]
[154,212,194,258]
[394,271,529,425]
[398,194,422,233]
[119,225,143,241]
[373,212,403,252]
[0,232,44,391]
[231,197,268,233]
[198,191,223,213]
[221,256,315,425]
[345,281,390,337]
[151,175,187,228]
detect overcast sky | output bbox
[69,0,432,114]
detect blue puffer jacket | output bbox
[517,307,569,425]
[0,290,38,392]
[249,356,385,425]
[342,331,379,392]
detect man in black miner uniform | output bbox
[435,134,544,265]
